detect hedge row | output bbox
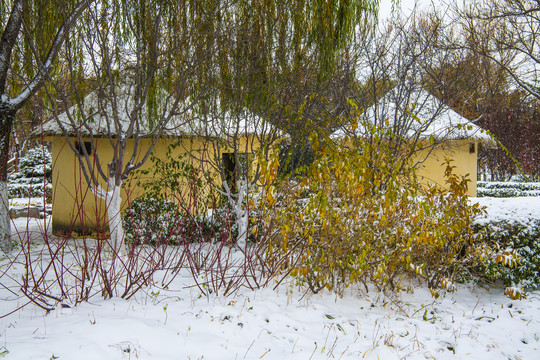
[472,219,540,290]
[477,181,540,197]
[8,181,53,200]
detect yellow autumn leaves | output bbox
[256,122,492,295]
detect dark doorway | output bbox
[223,153,236,192]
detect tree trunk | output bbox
[0,107,14,252]
[233,178,248,248]
[0,180,9,252]
[105,177,126,257]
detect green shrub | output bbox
[123,198,183,245]
[8,147,53,201]
[473,219,540,289]
[477,181,540,197]
[122,197,240,245]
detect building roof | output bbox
[39,87,275,138]
[333,89,492,142]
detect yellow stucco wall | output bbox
[413,140,478,197]
[48,135,478,235]
[48,135,259,236]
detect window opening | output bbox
[76,141,93,155]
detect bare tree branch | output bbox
[9,0,96,110]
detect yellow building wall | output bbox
[48,135,260,236]
[413,140,478,197]
[48,135,477,236]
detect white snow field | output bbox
[1,197,539,360]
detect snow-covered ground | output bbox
[1,197,539,359]
[474,196,540,224]
[8,197,48,209]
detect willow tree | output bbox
[225,0,381,178]
[42,0,229,254]
[1,0,381,254]
[0,0,96,252]
[43,0,383,250]
[177,0,381,245]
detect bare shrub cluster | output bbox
[1,155,281,312]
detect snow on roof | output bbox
[40,86,168,137]
[333,89,492,142]
[39,87,274,138]
[180,100,276,138]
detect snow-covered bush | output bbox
[123,198,183,245]
[122,197,238,245]
[472,219,540,290]
[477,181,540,197]
[8,147,52,201]
[259,120,487,295]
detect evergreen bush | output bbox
[473,219,540,290]
[122,197,238,245]
[477,181,540,197]
[8,147,52,201]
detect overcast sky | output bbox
[378,0,446,20]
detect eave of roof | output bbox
[332,89,493,142]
